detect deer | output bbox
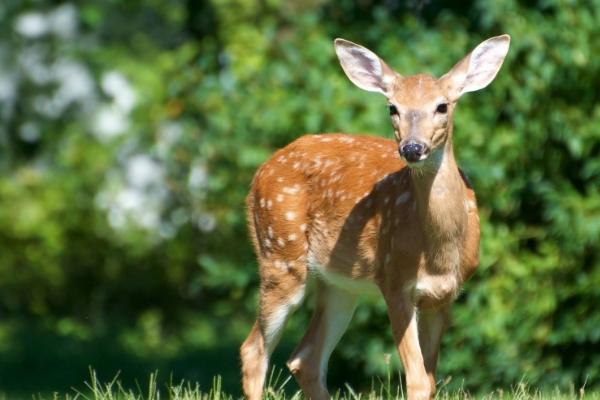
[240,34,510,400]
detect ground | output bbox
[13,370,596,400]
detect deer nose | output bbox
[399,141,429,163]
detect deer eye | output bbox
[436,103,448,114]
[388,104,399,116]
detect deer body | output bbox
[249,132,477,302]
[241,35,509,400]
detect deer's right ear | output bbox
[334,38,399,96]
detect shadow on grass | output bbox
[0,319,311,399]
[0,321,229,397]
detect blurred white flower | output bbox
[15,12,49,38]
[126,155,164,189]
[19,122,41,142]
[101,71,136,113]
[156,122,183,157]
[197,212,216,232]
[92,71,136,140]
[48,3,77,38]
[52,60,94,110]
[116,188,144,211]
[19,46,53,85]
[188,164,208,190]
[0,71,16,118]
[19,49,94,116]
[98,155,168,232]
[93,105,129,139]
[107,187,161,230]
[0,71,16,102]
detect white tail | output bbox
[240,34,510,400]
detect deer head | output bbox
[334,35,510,168]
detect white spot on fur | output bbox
[300,223,307,232]
[268,226,274,239]
[260,198,265,208]
[466,199,477,211]
[288,233,297,241]
[396,192,410,205]
[285,211,296,221]
[283,186,300,195]
[276,194,284,202]
[267,200,273,210]
[277,237,285,247]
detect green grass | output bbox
[16,369,598,400]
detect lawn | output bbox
[17,370,597,400]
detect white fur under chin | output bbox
[406,147,445,173]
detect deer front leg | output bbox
[384,293,431,400]
[417,305,450,396]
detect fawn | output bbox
[240,34,510,400]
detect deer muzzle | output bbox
[399,140,430,163]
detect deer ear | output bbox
[441,34,510,101]
[334,38,399,96]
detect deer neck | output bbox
[409,139,467,272]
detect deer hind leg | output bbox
[418,305,450,396]
[242,186,312,400]
[240,260,307,400]
[287,281,358,400]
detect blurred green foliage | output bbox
[0,0,599,396]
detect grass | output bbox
[16,369,598,400]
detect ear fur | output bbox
[441,34,511,100]
[334,38,399,95]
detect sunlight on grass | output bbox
[30,369,598,400]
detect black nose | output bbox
[400,141,427,163]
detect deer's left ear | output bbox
[440,34,510,101]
